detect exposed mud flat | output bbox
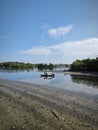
[0,79,98,130]
[64,71,98,77]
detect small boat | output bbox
[40,73,55,77]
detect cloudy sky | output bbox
[0,0,98,64]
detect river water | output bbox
[0,69,98,97]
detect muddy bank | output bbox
[0,79,98,130]
[64,71,98,77]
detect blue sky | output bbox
[0,0,98,64]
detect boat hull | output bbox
[40,74,55,77]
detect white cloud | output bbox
[48,25,73,38]
[57,38,98,57]
[21,38,98,63]
[21,46,52,55]
[49,38,98,61]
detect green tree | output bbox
[70,57,98,72]
[49,63,54,70]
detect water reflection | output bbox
[40,76,54,80]
[0,69,98,96]
[71,74,98,88]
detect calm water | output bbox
[0,69,98,97]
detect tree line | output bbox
[35,63,54,70]
[70,57,98,72]
[0,62,54,70]
[0,62,34,70]
[1,58,98,72]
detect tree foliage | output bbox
[0,62,54,70]
[0,62,35,70]
[36,63,54,70]
[70,57,98,71]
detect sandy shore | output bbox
[0,79,98,130]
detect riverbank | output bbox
[0,79,98,130]
[60,70,98,77]
[51,69,98,77]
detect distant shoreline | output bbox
[0,67,98,77]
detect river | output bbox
[0,69,98,97]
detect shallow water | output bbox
[0,69,98,97]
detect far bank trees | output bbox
[70,57,98,71]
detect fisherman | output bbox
[44,71,47,76]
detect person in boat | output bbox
[51,72,54,77]
[44,71,48,76]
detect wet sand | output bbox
[0,79,98,130]
[64,71,98,77]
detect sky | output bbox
[0,0,98,64]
